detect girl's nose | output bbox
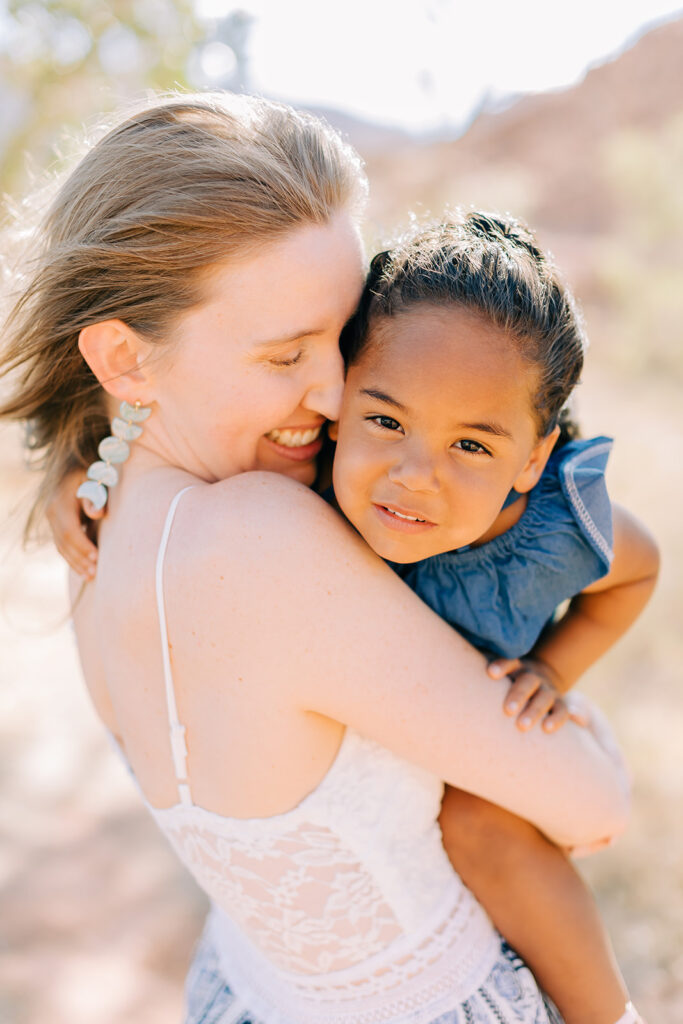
[387,449,440,493]
[303,341,345,422]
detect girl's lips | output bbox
[372,503,437,533]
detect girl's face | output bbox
[333,304,556,563]
[145,212,365,485]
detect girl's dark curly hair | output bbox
[341,210,584,445]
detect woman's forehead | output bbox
[196,216,366,343]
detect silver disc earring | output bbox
[77,400,151,512]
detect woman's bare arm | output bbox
[193,473,629,849]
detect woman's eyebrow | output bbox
[253,329,324,349]
[359,387,407,411]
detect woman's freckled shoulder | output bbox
[209,471,333,526]
[172,472,344,573]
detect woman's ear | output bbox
[513,424,561,494]
[78,320,154,404]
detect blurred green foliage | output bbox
[0,0,202,193]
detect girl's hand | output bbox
[46,469,102,578]
[487,656,573,733]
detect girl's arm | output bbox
[439,787,631,1024]
[531,503,659,690]
[488,504,659,726]
[201,473,630,848]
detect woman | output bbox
[1,93,630,1024]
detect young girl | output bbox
[329,210,658,1024]
[50,210,655,1024]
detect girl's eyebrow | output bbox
[359,387,407,411]
[461,421,513,439]
[361,387,513,440]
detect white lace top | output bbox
[142,488,502,1023]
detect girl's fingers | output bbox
[46,485,99,576]
[59,527,97,577]
[487,657,521,679]
[65,519,98,562]
[564,692,591,728]
[568,707,590,728]
[503,670,540,716]
[67,546,96,579]
[542,699,570,733]
[81,497,105,521]
[515,684,556,730]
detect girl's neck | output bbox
[469,492,529,548]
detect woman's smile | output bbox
[263,423,325,462]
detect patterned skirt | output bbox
[184,928,564,1024]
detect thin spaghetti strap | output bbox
[155,485,196,807]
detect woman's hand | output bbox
[487,656,574,733]
[46,469,102,578]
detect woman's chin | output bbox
[262,459,317,486]
[286,462,317,486]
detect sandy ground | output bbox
[0,362,681,1023]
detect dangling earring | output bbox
[77,400,151,512]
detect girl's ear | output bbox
[513,424,561,494]
[78,320,155,404]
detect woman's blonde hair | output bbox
[0,92,367,537]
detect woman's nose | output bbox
[387,449,440,493]
[303,342,345,422]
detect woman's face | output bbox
[147,211,365,485]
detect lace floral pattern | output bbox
[150,730,456,974]
[149,730,556,1022]
[165,818,402,972]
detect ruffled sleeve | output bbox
[394,436,614,659]
[556,436,613,567]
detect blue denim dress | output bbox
[392,436,614,659]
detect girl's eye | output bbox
[454,438,491,455]
[269,350,303,368]
[367,415,403,432]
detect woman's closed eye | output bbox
[268,350,303,368]
[453,438,491,456]
[366,415,403,433]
